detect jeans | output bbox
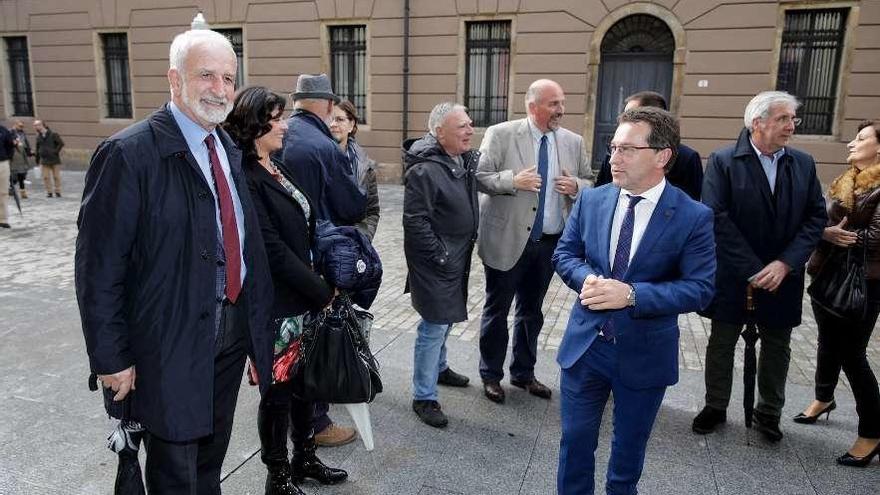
[412,319,453,401]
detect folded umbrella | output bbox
[742,285,759,429]
[8,182,22,216]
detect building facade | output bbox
[1,0,878,183]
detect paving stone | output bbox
[2,175,880,494]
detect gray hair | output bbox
[743,91,799,130]
[169,29,235,71]
[428,102,466,136]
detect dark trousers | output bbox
[558,339,666,495]
[12,171,26,189]
[143,300,249,495]
[311,402,332,433]
[704,320,792,418]
[259,380,315,467]
[479,235,558,383]
[812,283,880,438]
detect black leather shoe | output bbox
[437,367,470,387]
[837,442,880,467]
[412,399,448,428]
[692,406,727,434]
[752,411,783,442]
[510,377,552,399]
[0,223,9,229]
[793,400,836,424]
[291,440,348,485]
[483,381,505,404]
[265,464,306,495]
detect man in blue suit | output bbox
[552,107,716,494]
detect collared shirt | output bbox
[527,118,563,234]
[749,137,785,194]
[169,101,247,284]
[609,179,666,268]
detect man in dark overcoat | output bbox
[75,29,273,493]
[403,102,479,428]
[692,91,827,442]
[280,73,364,446]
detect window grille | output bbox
[4,37,34,116]
[776,9,848,135]
[465,21,511,128]
[101,33,132,119]
[329,25,367,123]
[215,29,245,90]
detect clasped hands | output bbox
[513,166,577,196]
[580,274,630,310]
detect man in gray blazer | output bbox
[476,79,594,403]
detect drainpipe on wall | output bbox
[401,0,411,183]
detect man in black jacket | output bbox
[403,102,479,428]
[281,74,363,447]
[595,91,703,201]
[692,91,826,442]
[33,120,64,197]
[76,29,273,493]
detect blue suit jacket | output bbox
[552,183,716,389]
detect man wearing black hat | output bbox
[281,73,366,447]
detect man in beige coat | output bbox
[476,79,594,403]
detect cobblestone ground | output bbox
[1,174,876,389]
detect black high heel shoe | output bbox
[792,400,836,424]
[837,442,880,467]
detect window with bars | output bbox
[100,33,132,119]
[776,8,848,135]
[215,28,245,90]
[329,25,367,123]
[4,37,34,116]
[465,21,511,128]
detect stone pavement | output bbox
[1,172,879,494]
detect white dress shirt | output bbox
[608,179,667,269]
[527,118,564,234]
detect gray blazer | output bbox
[476,118,593,271]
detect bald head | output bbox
[525,79,565,132]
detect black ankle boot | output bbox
[265,464,305,495]
[291,439,348,485]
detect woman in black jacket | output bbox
[224,86,347,495]
[796,120,880,467]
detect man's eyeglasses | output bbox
[607,144,664,157]
[773,116,803,127]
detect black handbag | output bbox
[291,293,382,403]
[808,242,868,321]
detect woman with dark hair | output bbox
[329,99,380,240]
[223,86,347,494]
[796,120,880,467]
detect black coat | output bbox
[596,143,704,201]
[244,157,333,319]
[35,128,64,165]
[75,104,274,442]
[699,127,826,327]
[282,110,367,227]
[402,134,479,324]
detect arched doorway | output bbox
[591,15,675,169]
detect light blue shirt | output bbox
[528,118,563,234]
[749,137,785,194]
[169,102,247,283]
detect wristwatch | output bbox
[626,285,636,307]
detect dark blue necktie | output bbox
[530,135,549,242]
[600,194,644,340]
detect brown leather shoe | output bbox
[510,377,552,399]
[483,381,505,403]
[313,423,357,447]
